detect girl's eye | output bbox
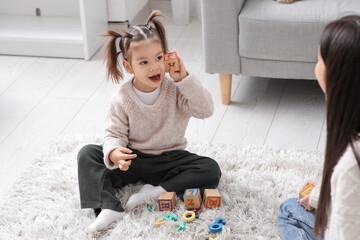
[140,61,148,65]
[156,56,163,61]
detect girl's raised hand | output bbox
[109,147,137,171]
[169,57,188,82]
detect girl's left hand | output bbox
[169,57,188,82]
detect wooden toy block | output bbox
[184,188,202,209]
[158,192,176,211]
[164,52,180,72]
[299,183,315,211]
[204,189,221,209]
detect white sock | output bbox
[88,209,125,232]
[126,184,166,210]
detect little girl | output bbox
[277,15,360,239]
[77,10,221,232]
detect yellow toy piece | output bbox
[182,211,196,222]
[154,217,165,227]
[209,237,218,240]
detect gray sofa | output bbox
[201,0,360,104]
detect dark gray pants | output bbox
[77,144,222,212]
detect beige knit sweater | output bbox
[103,72,214,169]
[309,140,360,239]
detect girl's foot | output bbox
[126,184,166,210]
[88,209,125,232]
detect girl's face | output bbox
[315,48,326,94]
[123,39,165,93]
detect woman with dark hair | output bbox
[277,15,360,240]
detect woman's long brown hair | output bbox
[102,10,168,83]
[314,15,360,236]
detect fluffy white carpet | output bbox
[0,135,324,240]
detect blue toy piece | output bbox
[208,223,223,233]
[215,218,226,225]
[208,218,226,233]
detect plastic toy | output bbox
[184,188,202,209]
[204,189,221,209]
[158,192,176,211]
[299,183,315,211]
[154,217,165,227]
[182,211,196,222]
[190,208,202,218]
[164,52,180,72]
[208,238,218,240]
[177,221,186,231]
[163,213,178,222]
[208,218,226,233]
[147,204,152,212]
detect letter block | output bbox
[164,52,180,72]
[204,189,221,209]
[184,188,202,209]
[158,192,176,211]
[299,183,315,211]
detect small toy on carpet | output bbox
[204,189,221,209]
[158,192,176,211]
[184,188,202,209]
[208,218,226,233]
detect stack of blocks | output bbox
[157,188,222,211]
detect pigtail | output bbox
[147,10,169,53]
[101,29,124,83]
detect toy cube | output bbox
[158,192,176,211]
[204,189,221,209]
[184,188,202,209]
[164,52,180,72]
[299,183,315,211]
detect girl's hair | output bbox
[102,10,168,83]
[314,15,360,237]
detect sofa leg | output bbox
[219,73,232,104]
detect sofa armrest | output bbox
[201,0,246,75]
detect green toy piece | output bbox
[163,213,178,221]
[147,204,152,212]
[177,221,186,231]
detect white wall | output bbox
[107,0,149,22]
[0,0,80,17]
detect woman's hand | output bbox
[169,57,188,82]
[297,180,319,210]
[109,147,137,171]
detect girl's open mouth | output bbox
[149,74,161,82]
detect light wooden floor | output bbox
[0,0,326,199]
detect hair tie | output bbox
[115,35,122,53]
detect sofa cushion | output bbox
[239,0,360,62]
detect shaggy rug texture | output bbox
[0,135,324,240]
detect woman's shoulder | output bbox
[334,139,360,174]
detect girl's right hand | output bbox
[109,147,137,171]
[297,180,319,207]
